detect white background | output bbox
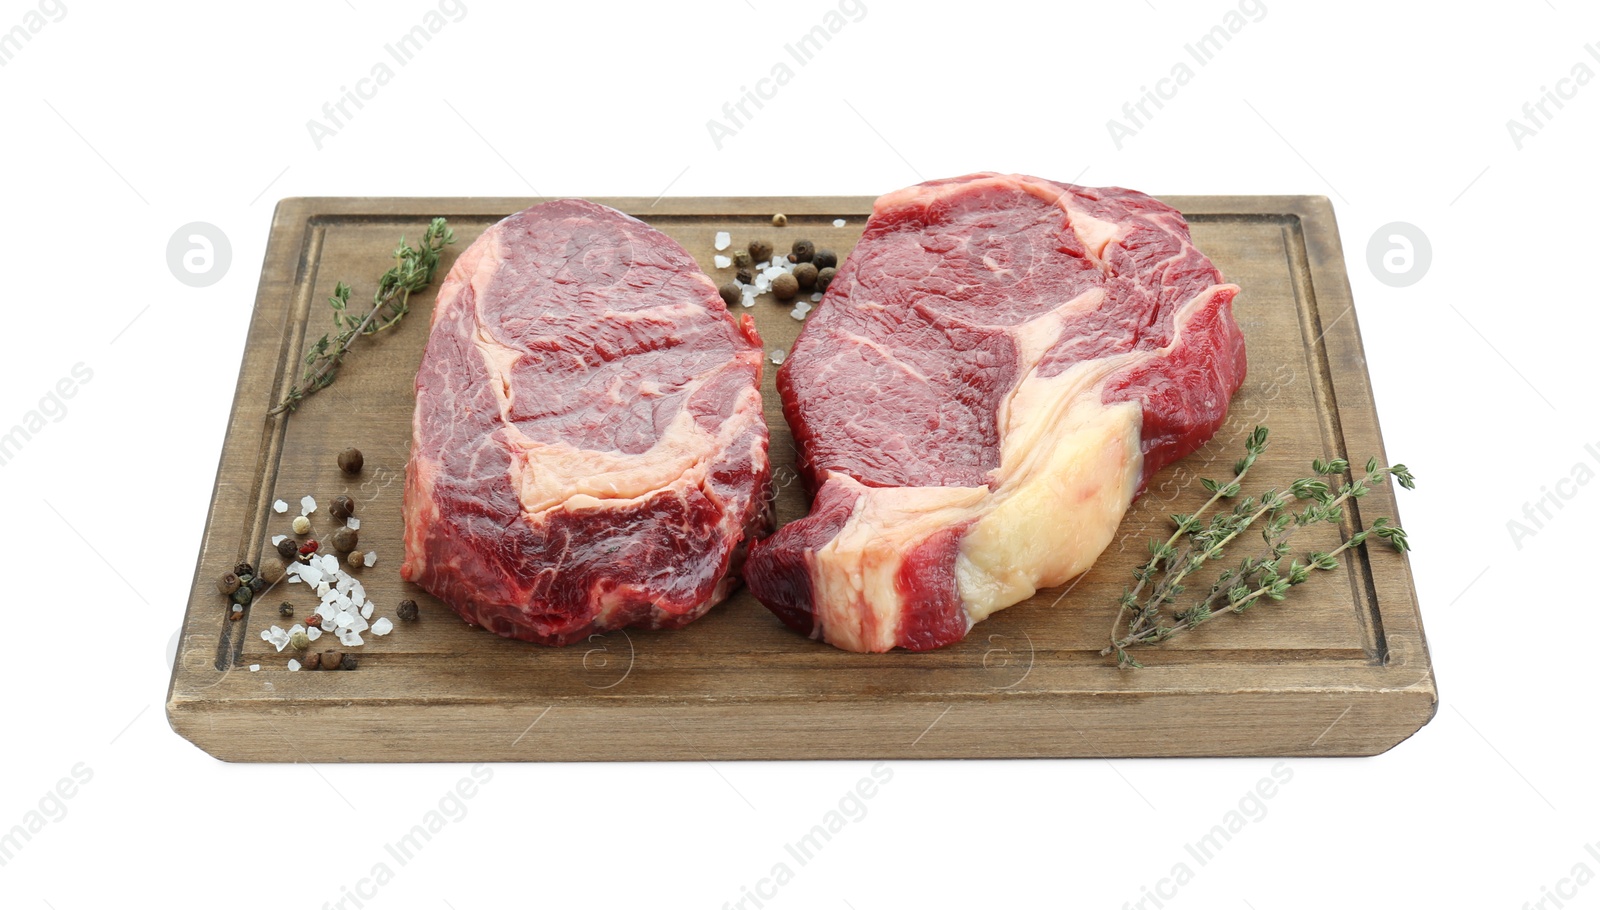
[0,0,1592,907]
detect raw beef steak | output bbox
[744,174,1246,652]
[401,199,771,645]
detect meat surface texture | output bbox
[743,174,1246,652]
[401,199,771,645]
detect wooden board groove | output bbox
[165,194,1436,762]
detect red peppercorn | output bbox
[299,540,320,555]
[305,614,322,628]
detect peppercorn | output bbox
[787,239,815,263]
[230,585,253,607]
[339,654,358,671]
[816,266,837,291]
[321,650,343,671]
[289,630,311,651]
[299,539,320,556]
[291,515,311,536]
[330,495,356,522]
[772,213,788,227]
[793,262,819,292]
[331,527,358,554]
[397,599,419,622]
[229,608,244,622]
[735,268,754,286]
[771,272,799,301]
[260,561,284,585]
[718,282,742,308]
[216,572,241,595]
[748,239,773,263]
[302,651,322,671]
[276,538,299,561]
[248,574,268,595]
[813,249,838,270]
[732,249,752,269]
[279,602,295,618]
[233,561,255,578]
[305,614,322,628]
[338,448,364,474]
[347,551,366,569]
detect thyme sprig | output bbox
[1104,427,1414,669]
[270,218,455,416]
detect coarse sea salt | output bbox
[810,292,823,302]
[249,664,260,672]
[306,626,322,642]
[714,231,731,251]
[287,659,302,671]
[273,500,288,513]
[372,617,394,636]
[713,254,732,269]
[347,517,360,531]
[770,349,786,365]
[338,628,364,647]
[300,495,317,516]
[272,534,287,546]
[833,218,846,228]
[364,551,377,567]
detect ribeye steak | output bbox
[743,174,1246,652]
[401,199,771,645]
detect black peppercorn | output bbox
[748,239,773,263]
[735,268,754,285]
[793,262,819,292]
[233,562,255,578]
[276,538,299,561]
[340,654,358,671]
[816,266,837,291]
[331,526,359,554]
[337,448,364,474]
[397,599,419,622]
[718,283,742,307]
[787,239,815,263]
[330,495,356,521]
[813,249,838,270]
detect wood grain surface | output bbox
[164,194,1436,762]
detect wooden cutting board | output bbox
[165,194,1436,762]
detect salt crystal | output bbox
[287,574,302,585]
[713,255,731,269]
[761,265,786,281]
[316,581,331,597]
[361,602,374,620]
[231,604,243,614]
[287,659,302,672]
[333,610,355,629]
[347,615,370,634]
[364,551,377,567]
[833,218,846,228]
[347,517,360,531]
[273,499,288,513]
[338,628,363,647]
[771,256,785,268]
[770,349,786,365]
[321,554,340,575]
[249,664,260,672]
[271,534,287,546]
[714,231,731,251]
[306,626,322,642]
[372,617,394,636]
[741,298,755,308]
[300,495,316,516]
[810,292,823,302]
[790,306,808,321]
[289,624,305,635]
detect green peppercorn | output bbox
[748,239,773,263]
[718,283,742,307]
[279,602,295,618]
[735,268,754,285]
[732,249,752,269]
[772,272,800,302]
[217,572,241,596]
[337,448,364,475]
[331,526,359,554]
[248,574,268,595]
[330,495,356,522]
[793,262,819,292]
[772,213,788,227]
[787,239,815,263]
[813,249,838,270]
[816,266,837,291]
[276,538,299,561]
[230,585,253,607]
[397,599,419,622]
[289,631,311,651]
